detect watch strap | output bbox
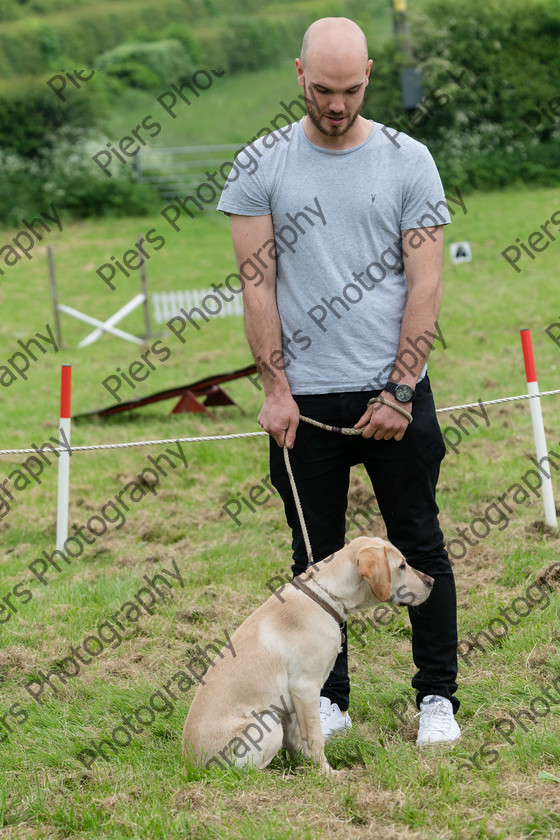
[383,381,416,401]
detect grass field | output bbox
[0,174,559,839]
[102,60,302,149]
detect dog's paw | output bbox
[322,762,344,778]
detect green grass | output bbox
[0,185,559,838]
[101,60,304,148]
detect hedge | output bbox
[0,0,349,78]
[0,0,202,76]
[362,0,560,190]
[95,39,198,88]
[0,74,104,156]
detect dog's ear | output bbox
[357,544,392,602]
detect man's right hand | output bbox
[257,392,300,449]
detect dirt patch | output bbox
[170,772,426,840]
[536,560,560,590]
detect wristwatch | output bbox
[383,381,415,402]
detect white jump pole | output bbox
[520,329,558,528]
[56,365,72,552]
[77,292,146,347]
[57,297,145,348]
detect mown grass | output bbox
[0,168,559,840]
[102,59,301,148]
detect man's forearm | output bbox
[387,281,442,388]
[243,284,300,448]
[243,287,291,396]
[388,224,445,389]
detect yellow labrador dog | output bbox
[182,536,433,775]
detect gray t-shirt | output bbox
[217,118,450,394]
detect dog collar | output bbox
[291,576,346,644]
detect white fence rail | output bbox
[135,145,240,200]
[152,289,244,324]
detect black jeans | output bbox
[269,376,459,714]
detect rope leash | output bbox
[283,386,560,567]
[283,397,412,564]
[299,396,412,436]
[283,445,314,564]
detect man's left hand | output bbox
[354,393,411,441]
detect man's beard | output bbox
[303,83,364,137]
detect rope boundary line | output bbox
[0,388,559,457]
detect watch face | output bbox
[395,384,414,402]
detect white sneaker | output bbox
[319,696,352,739]
[415,694,461,746]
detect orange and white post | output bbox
[56,364,72,551]
[520,329,557,528]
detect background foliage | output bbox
[362,0,560,190]
[0,0,559,220]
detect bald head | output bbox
[300,17,368,71]
[295,17,372,146]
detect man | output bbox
[217,17,460,747]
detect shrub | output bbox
[95,39,197,88]
[0,1,192,76]
[0,76,105,157]
[0,127,160,225]
[0,0,17,21]
[95,59,165,91]
[42,128,160,217]
[132,23,202,64]
[35,21,61,65]
[0,149,44,225]
[9,0,98,16]
[218,16,302,73]
[362,0,560,191]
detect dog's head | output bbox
[353,536,434,608]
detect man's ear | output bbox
[295,58,305,87]
[357,544,391,602]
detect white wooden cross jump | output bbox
[48,246,152,348]
[58,294,146,347]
